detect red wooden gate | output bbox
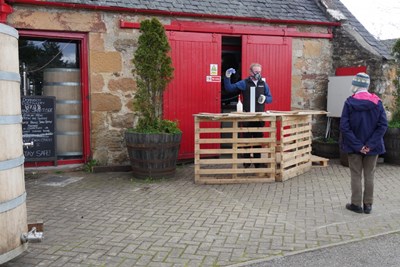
[164,33,292,159]
[242,35,292,111]
[164,31,221,159]
[242,35,292,140]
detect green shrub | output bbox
[130,18,180,134]
[390,39,400,128]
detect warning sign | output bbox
[206,76,221,82]
[210,64,218,76]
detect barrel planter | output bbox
[311,138,340,159]
[43,68,82,157]
[338,133,349,167]
[383,127,400,165]
[125,132,182,179]
[0,23,28,264]
[340,150,349,167]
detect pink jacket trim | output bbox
[353,92,380,105]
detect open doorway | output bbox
[221,36,242,113]
[220,36,242,149]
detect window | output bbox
[19,37,79,96]
[18,32,89,164]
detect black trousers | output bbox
[241,121,265,162]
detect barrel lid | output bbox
[0,23,19,39]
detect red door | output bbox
[242,35,292,111]
[164,31,221,159]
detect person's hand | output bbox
[225,68,236,78]
[360,146,370,154]
[258,94,266,104]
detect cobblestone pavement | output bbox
[2,160,400,267]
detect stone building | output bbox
[319,0,397,138]
[329,0,396,115]
[0,0,396,167]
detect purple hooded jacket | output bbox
[339,92,388,155]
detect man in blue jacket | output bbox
[224,63,272,168]
[340,72,387,214]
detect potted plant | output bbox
[384,113,400,165]
[126,18,182,179]
[383,39,400,164]
[312,136,340,159]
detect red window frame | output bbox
[18,30,90,166]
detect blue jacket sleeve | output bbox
[223,77,246,92]
[264,81,272,104]
[339,101,364,152]
[365,102,388,150]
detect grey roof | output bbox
[382,39,397,55]
[16,0,394,59]
[37,0,332,22]
[334,0,393,59]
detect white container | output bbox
[236,96,243,112]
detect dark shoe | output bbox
[346,203,363,213]
[363,203,372,214]
[243,163,251,168]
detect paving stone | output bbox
[3,160,400,266]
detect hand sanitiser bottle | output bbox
[236,94,243,112]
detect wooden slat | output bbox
[281,148,311,160]
[196,146,275,155]
[196,177,276,184]
[276,162,312,182]
[196,167,275,175]
[282,125,311,135]
[281,154,311,168]
[196,137,275,144]
[281,140,311,151]
[311,155,329,167]
[280,132,311,143]
[197,157,276,164]
[197,127,277,134]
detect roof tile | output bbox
[38,0,331,22]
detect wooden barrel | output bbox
[125,132,182,179]
[0,23,28,264]
[43,68,82,157]
[311,139,340,158]
[340,150,349,167]
[339,133,349,167]
[383,128,400,165]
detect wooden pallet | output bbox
[194,114,277,184]
[311,155,329,167]
[275,115,313,182]
[193,112,327,184]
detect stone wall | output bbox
[8,6,335,166]
[292,38,333,138]
[312,24,399,140]
[332,25,397,119]
[8,6,144,165]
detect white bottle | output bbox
[236,95,243,112]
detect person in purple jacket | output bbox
[224,63,272,168]
[340,72,388,214]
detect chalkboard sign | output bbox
[21,96,57,163]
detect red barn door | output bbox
[242,35,292,140]
[242,35,292,111]
[164,31,221,159]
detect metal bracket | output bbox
[21,227,44,243]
